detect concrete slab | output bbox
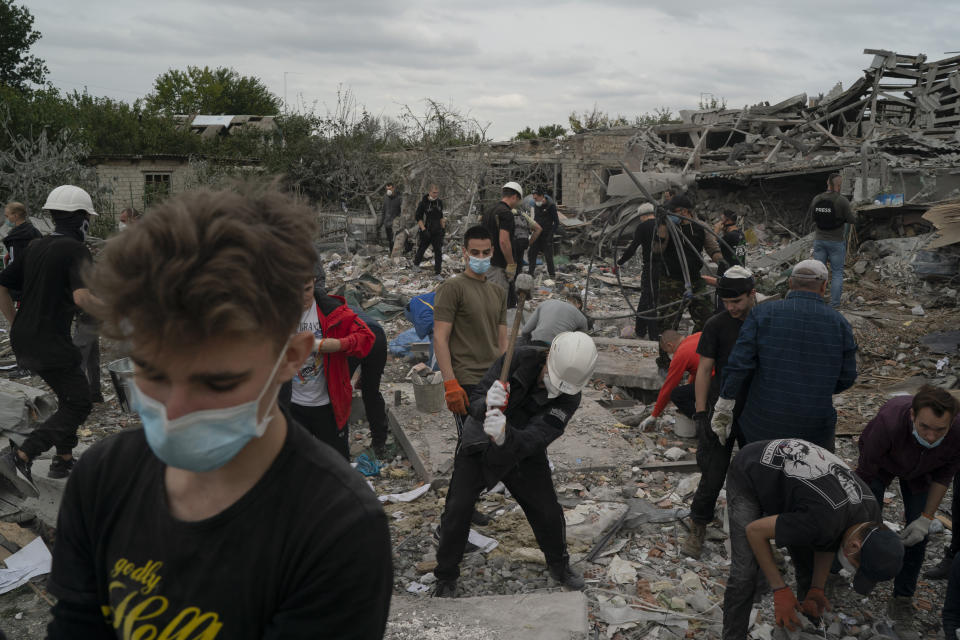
[387,591,588,640]
[593,349,663,390]
[387,383,637,482]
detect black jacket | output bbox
[414,196,444,233]
[3,221,42,265]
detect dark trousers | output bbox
[690,398,745,525]
[349,325,388,448]
[948,473,960,558]
[414,229,444,274]
[943,556,960,638]
[290,402,348,461]
[21,365,92,458]
[72,317,101,400]
[527,234,555,277]
[723,468,765,640]
[869,477,928,598]
[635,262,660,341]
[513,238,530,267]
[435,448,567,581]
[669,383,696,418]
[384,225,394,252]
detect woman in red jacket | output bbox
[280,276,375,459]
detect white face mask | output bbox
[118,222,127,231]
[836,547,857,574]
[543,371,562,399]
[386,189,394,196]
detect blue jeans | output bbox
[813,239,846,307]
[869,478,928,598]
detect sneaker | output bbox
[7,367,32,380]
[432,578,457,598]
[433,526,481,554]
[548,562,585,590]
[48,455,75,479]
[681,519,706,559]
[0,444,39,498]
[924,554,954,580]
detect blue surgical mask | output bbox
[130,342,289,472]
[469,255,491,275]
[3,220,13,229]
[913,424,945,449]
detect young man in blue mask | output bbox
[855,384,960,632]
[0,186,98,490]
[43,186,393,639]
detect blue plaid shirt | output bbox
[720,290,857,447]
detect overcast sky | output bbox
[26,0,960,140]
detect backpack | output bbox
[812,195,844,230]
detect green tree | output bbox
[514,123,566,140]
[0,0,48,90]
[145,66,281,115]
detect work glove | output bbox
[444,379,469,415]
[710,397,735,445]
[505,263,517,278]
[485,380,510,411]
[900,513,933,547]
[640,415,660,431]
[800,586,831,619]
[716,258,730,277]
[773,586,801,631]
[483,408,507,446]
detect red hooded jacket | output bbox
[313,294,375,428]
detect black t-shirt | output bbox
[730,439,880,550]
[47,418,393,640]
[618,218,657,266]
[482,201,515,268]
[721,228,746,266]
[697,309,744,401]
[0,235,90,370]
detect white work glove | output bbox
[711,397,736,445]
[486,380,510,410]
[900,514,933,547]
[640,415,661,431]
[483,409,507,446]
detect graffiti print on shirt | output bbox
[760,438,864,508]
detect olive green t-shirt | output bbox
[433,273,507,385]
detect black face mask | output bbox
[51,211,88,242]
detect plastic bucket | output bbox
[413,380,445,413]
[674,414,696,438]
[107,358,134,412]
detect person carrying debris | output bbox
[712,259,857,452]
[528,187,560,278]
[381,182,401,250]
[433,331,598,597]
[808,172,855,308]
[0,186,98,492]
[480,181,522,297]
[45,185,393,638]
[681,266,757,558]
[657,195,727,335]
[640,329,701,432]
[854,385,960,633]
[616,203,663,341]
[723,438,903,640]
[279,255,375,461]
[413,184,446,275]
[520,294,587,347]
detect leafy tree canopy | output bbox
[145,65,281,115]
[0,0,48,90]
[514,123,567,140]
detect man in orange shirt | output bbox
[641,330,702,431]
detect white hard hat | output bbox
[503,181,523,198]
[43,185,98,216]
[546,331,598,395]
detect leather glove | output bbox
[505,263,517,277]
[710,397,735,445]
[900,513,933,547]
[800,586,831,619]
[444,379,469,415]
[485,380,509,411]
[773,586,801,631]
[483,409,507,446]
[640,415,660,431]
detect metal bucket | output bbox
[674,414,696,438]
[107,358,134,412]
[412,380,445,413]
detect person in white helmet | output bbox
[480,182,522,303]
[433,331,597,597]
[0,185,100,491]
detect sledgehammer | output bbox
[499,273,535,381]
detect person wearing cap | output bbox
[433,331,598,598]
[680,266,757,558]
[413,184,446,276]
[0,186,100,490]
[854,385,960,631]
[712,259,857,452]
[723,438,903,640]
[528,187,560,278]
[658,195,727,336]
[480,182,521,299]
[616,203,664,340]
[809,173,855,308]
[641,330,701,432]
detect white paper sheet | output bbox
[378,483,431,504]
[0,537,52,595]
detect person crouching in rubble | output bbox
[723,438,903,640]
[279,254,375,461]
[854,385,960,634]
[433,331,598,597]
[45,185,393,639]
[640,329,701,432]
